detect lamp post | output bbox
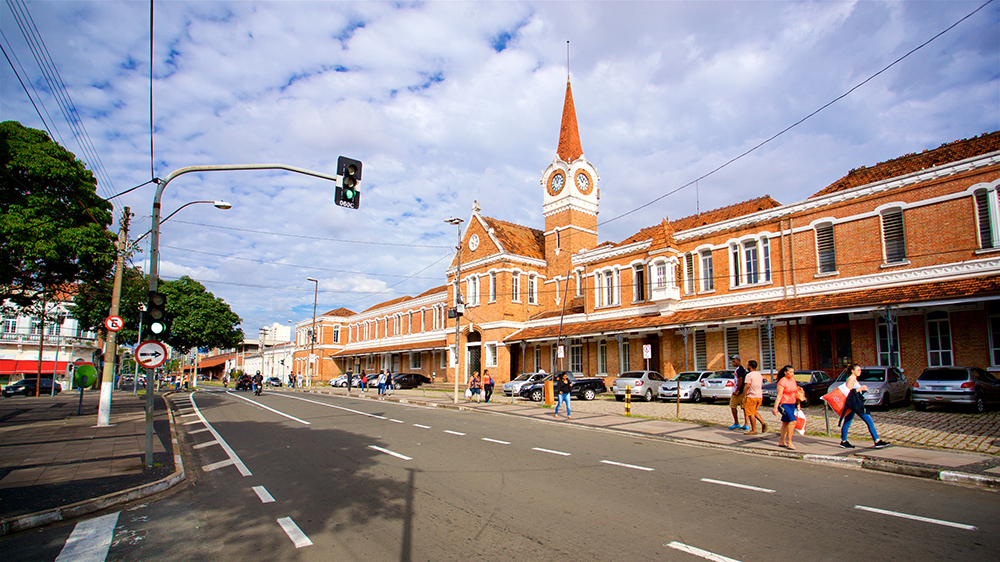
[445,217,464,404]
[307,277,319,388]
[145,163,339,468]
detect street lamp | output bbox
[445,217,464,404]
[307,277,319,388]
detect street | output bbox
[3,388,998,562]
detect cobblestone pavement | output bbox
[543,395,1000,454]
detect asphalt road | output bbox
[4,388,998,561]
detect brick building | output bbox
[298,79,1000,389]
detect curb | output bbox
[0,398,187,537]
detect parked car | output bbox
[700,369,737,403]
[518,371,607,402]
[392,373,431,389]
[832,366,911,409]
[329,373,353,387]
[503,372,548,396]
[2,378,62,397]
[612,371,667,402]
[266,377,282,387]
[912,367,1000,413]
[657,371,713,402]
[762,370,833,407]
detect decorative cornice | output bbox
[575,240,651,266]
[447,252,547,275]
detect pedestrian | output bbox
[483,370,495,403]
[553,372,572,419]
[377,369,386,397]
[386,368,393,395]
[839,363,891,449]
[742,360,767,435]
[360,370,367,393]
[347,371,353,393]
[468,373,482,403]
[288,373,295,389]
[728,355,749,430]
[771,365,800,449]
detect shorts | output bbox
[743,396,761,417]
[729,392,745,408]
[779,403,797,423]
[471,388,481,395]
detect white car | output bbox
[700,369,738,403]
[612,371,667,402]
[658,371,714,403]
[502,372,547,396]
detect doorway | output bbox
[814,314,852,378]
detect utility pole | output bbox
[445,218,464,404]
[98,207,130,426]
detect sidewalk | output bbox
[0,389,181,535]
[299,384,1000,488]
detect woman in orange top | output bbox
[771,365,800,449]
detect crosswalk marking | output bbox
[277,517,313,548]
[54,512,119,562]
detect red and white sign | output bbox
[104,315,124,332]
[136,340,169,369]
[643,344,652,359]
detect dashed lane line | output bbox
[666,541,741,562]
[225,391,311,425]
[389,418,404,423]
[532,447,571,456]
[854,505,978,531]
[601,460,654,472]
[54,511,119,562]
[482,438,511,445]
[444,430,466,436]
[275,393,387,420]
[369,445,413,461]
[277,517,313,548]
[700,478,774,493]
[252,486,275,503]
[190,393,252,477]
[413,424,431,429]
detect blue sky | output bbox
[2,0,998,340]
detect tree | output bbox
[159,276,243,354]
[0,121,115,309]
[72,265,148,345]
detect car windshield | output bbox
[918,368,968,381]
[710,371,734,379]
[793,374,812,383]
[618,372,645,379]
[674,372,701,381]
[836,369,886,382]
[513,374,534,381]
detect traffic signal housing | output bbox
[335,156,362,209]
[146,291,170,338]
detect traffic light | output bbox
[146,291,169,338]
[335,156,362,209]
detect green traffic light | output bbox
[151,322,165,334]
[344,188,355,200]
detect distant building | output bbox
[290,80,1000,386]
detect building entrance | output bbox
[814,314,852,378]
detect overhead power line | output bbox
[168,219,451,248]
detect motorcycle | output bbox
[254,382,262,396]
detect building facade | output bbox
[294,80,1000,387]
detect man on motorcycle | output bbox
[252,371,264,395]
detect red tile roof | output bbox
[323,307,355,317]
[557,79,584,163]
[811,131,1000,198]
[610,196,782,248]
[334,338,448,356]
[362,295,412,313]
[481,215,545,260]
[415,285,448,298]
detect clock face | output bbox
[549,172,565,195]
[575,171,591,193]
[469,234,480,252]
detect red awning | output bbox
[0,359,69,375]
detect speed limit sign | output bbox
[104,315,124,332]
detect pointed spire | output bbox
[557,78,584,163]
[650,218,677,250]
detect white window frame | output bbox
[694,330,707,370]
[926,311,953,367]
[489,271,497,302]
[621,340,630,372]
[2,316,16,334]
[877,317,900,368]
[881,208,907,264]
[570,339,583,373]
[684,253,696,295]
[485,343,498,368]
[758,326,775,372]
[534,346,541,372]
[974,186,1000,250]
[989,308,1000,368]
[598,340,608,374]
[528,274,537,305]
[410,352,422,369]
[816,223,836,274]
[700,250,714,291]
[633,263,646,302]
[440,349,447,369]
[511,272,521,303]
[332,326,340,343]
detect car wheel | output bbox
[642,389,652,402]
[974,394,986,414]
[394,383,401,390]
[879,392,890,410]
[615,395,625,402]
[530,389,543,402]
[582,388,596,401]
[691,389,701,403]
[913,401,926,411]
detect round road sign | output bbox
[136,340,169,369]
[104,315,124,332]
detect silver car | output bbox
[502,372,547,396]
[700,369,737,403]
[612,371,667,402]
[832,366,911,409]
[658,371,713,403]
[912,367,1000,413]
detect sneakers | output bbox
[740,425,750,431]
[728,423,741,430]
[874,440,891,449]
[840,440,855,449]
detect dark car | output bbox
[2,378,62,397]
[393,373,431,390]
[761,370,832,407]
[912,367,1000,413]
[518,371,607,402]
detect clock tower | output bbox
[542,78,599,281]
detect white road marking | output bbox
[182,420,204,426]
[700,478,774,493]
[482,438,510,445]
[180,413,199,418]
[190,393,252,476]
[666,541,741,562]
[601,460,654,472]
[202,459,235,472]
[252,486,275,503]
[532,447,570,456]
[188,427,210,434]
[193,440,219,449]
[54,511,119,562]
[854,505,978,531]
[276,393,387,419]
[444,430,466,436]
[369,445,412,461]
[277,517,313,548]
[413,424,431,429]
[225,391,311,425]
[389,418,404,423]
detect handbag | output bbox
[822,383,849,416]
[794,407,807,435]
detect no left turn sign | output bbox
[104,315,124,332]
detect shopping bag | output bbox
[465,388,472,399]
[821,383,849,417]
[794,408,807,435]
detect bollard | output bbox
[625,385,631,415]
[544,380,554,405]
[824,400,830,436]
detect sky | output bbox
[2,0,998,342]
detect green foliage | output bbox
[72,266,148,343]
[0,121,114,307]
[159,276,243,353]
